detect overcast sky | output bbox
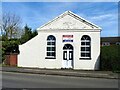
[2,2,118,37]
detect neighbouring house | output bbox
[101,37,120,46]
[18,11,101,70]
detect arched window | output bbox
[46,35,56,59]
[80,35,91,59]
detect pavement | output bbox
[1,66,119,79]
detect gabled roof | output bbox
[37,11,102,30]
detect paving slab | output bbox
[1,66,119,79]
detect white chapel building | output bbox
[18,11,101,70]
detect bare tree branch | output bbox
[1,12,22,39]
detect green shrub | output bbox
[100,45,120,71]
[2,39,20,62]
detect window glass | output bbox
[116,42,120,45]
[81,47,85,51]
[81,42,85,45]
[63,51,67,60]
[86,47,90,51]
[46,35,56,59]
[80,35,91,59]
[47,47,55,51]
[86,53,90,57]
[86,42,90,45]
[81,53,86,57]
[47,42,55,45]
[47,52,55,56]
[69,51,73,60]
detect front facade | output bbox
[18,11,101,70]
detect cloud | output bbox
[77,11,118,37]
[89,14,117,22]
[90,14,118,37]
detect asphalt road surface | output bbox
[2,72,118,88]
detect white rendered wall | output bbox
[73,31,100,70]
[18,30,100,70]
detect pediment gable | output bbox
[37,11,101,31]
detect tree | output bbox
[1,12,22,39]
[32,30,38,37]
[0,36,2,41]
[1,12,22,63]
[20,25,38,44]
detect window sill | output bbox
[45,57,56,59]
[79,58,91,60]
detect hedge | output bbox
[100,45,120,71]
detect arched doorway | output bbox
[63,44,73,69]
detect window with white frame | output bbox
[80,35,91,59]
[116,42,120,45]
[102,42,110,46]
[46,35,56,59]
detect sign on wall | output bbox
[63,35,73,42]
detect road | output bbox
[2,72,118,88]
